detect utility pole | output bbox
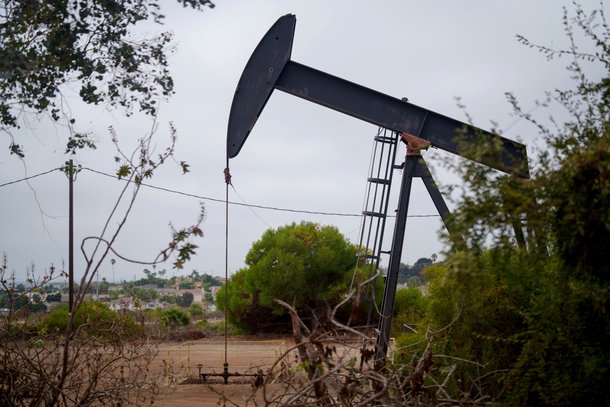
[67,159,75,314]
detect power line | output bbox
[82,167,440,218]
[3,165,441,219]
[230,184,273,228]
[82,167,441,219]
[0,167,61,188]
[83,166,369,216]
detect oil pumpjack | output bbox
[226,14,529,370]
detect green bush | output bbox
[391,286,428,337]
[189,302,204,319]
[195,319,211,330]
[159,306,190,328]
[42,302,141,338]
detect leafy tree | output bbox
[0,116,204,407]
[201,272,222,286]
[129,287,158,302]
[0,2,211,404]
[217,221,358,333]
[190,269,200,280]
[13,293,28,311]
[397,257,434,285]
[160,294,177,305]
[216,267,270,333]
[130,271,167,288]
[42,284,56,293]
[177,291,194,307]
[99,278,110,294]
[29,302,47,313]
[392,287,427,322]
[159,306,189,329]
[398,4,610,405]
[0,0,215,156]
[178,280,195,290]
[143,268,155,281]
[187,271,222,286]
[388,286,429,337]
[507,139,610,406]
[46,292,62,302]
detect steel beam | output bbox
[374,153,417,370]
[417,157,465,247]
[227,14,529,178]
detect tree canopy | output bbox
[216,221,358,333]
[0,0,214,156]
[395,4,610,405]
[397,257,435,285]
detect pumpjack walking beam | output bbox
[227,14,529,179]
[226,14,530,370]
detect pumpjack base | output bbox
[195,362,266,385]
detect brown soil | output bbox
[155,383,284,406]
[153,336,293,406]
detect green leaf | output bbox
[190,226,203,237]
[9,143,24,158]
[116,165,131,179]
[180,161,190,174]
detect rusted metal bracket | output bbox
[402,133,431,156]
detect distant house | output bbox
[157,287,204,303]
[209,286,222,300]
[137,283,159,290]
[107,298,170,312]
[143,300,171,310]
[157,288,179,297]
[180,288,204,303]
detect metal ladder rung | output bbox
[367,177,391,185]
[351,129,400,328]
[363,210,386,218]
[374,136,397,144]
[356,253,380,260]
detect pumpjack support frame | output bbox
[226,14,530,370]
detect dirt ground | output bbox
[155,383,284,406]
[153,336,293,406]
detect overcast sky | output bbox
[1,0,605,284]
